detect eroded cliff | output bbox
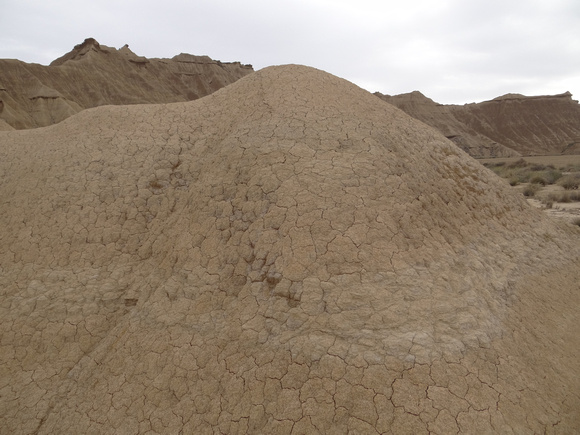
[377,90,580,157]
[0,38,253,129]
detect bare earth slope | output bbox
[0,38,253,130]
[376,90,580,157]
[1,65,579,434]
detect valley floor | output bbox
[477,154,580,225]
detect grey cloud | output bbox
[0,0,578,104]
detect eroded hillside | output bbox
[0,38,253,129]
[377,90,580,157]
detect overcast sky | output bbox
[1,0,578,104]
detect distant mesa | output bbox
[376,89,580,157]
[0,38,254,130]
[491,91,574,101]
[1,64,579,434]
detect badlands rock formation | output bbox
[0,38,253,130]
[376,90,580,157]
[1,65,579,434]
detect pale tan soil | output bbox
[545,202,580,222]
[527,197,580,222]
[514,184,580,223]
[512,182,580,224]
[478,155,580,223]
[1,65,579,434]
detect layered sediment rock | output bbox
[377,90,580,157]
[0,38,253,129]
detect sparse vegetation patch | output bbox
[483,157,580,208]
[557,174,580,190]
[484,160,562,186]
[547,191,580,203]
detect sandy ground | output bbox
[527,197,580,222]
[520,183,580,224]
[477,155,580,225]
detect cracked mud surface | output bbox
[1,65,579,433]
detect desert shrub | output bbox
[544,200,553,209]
[559,192,571,203]
[498,168,561,185]
[529,175,547,185]
[510,170,533,185]
[485,159,562,186]
[547,191,580,203]
[520,169,562,185]
[547,193,559,203]
[557,174,580,190]
[559,163,580,172]
[572,217,580,227]
[542,169,563,184]
[484,163,509,177]
[508,158,528,168]
[570,191,580,201]
[523,184,540,197]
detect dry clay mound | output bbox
[376,90,580,158]
[0,38,253,130]
[1,65,580,434]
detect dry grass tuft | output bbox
[547,191,580,203]
[557,174,580,190]
[523,184,540,197]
